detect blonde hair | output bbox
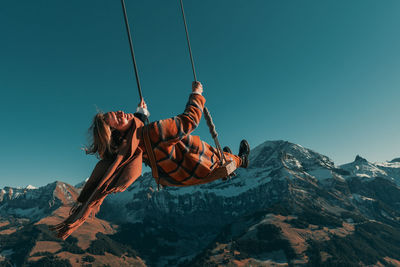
[85,113,116,159]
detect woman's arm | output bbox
[146,82,206,145]
[134,99,150,123]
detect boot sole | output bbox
[239,140,250,157]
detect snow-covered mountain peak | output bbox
[249,140,288,168]
[390,157,400,163]
[0,181,80,221]
[250,140,334,171]
[25,185,37,190]
[75,178,88,189]
[354,155,368,163]
[339,155,400,185]
[340,156,386,178]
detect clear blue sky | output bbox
[1,0,400,188]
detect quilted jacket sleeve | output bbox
[147,93,206,146]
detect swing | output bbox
[120,0,237,186]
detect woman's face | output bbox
[104,111,134,132]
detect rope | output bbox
[179,0,227,164]
[179,0,197,81]
[203,107,227,163]
[120,0,143,100]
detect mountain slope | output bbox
[0,181,145,266]
[1,140,400,266]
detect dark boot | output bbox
[223,146,232,154]
[238,140,250,168]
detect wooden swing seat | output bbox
[156,160,237,187]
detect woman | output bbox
[51,81,250,240]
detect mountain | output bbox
[341,154,400,185]
[0,181,145,266]
[1,140,400,266]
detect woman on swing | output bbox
[52,81,250,240]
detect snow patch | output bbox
[341,156,400,185]
[352,194,375,202]
[25,185,37,190]
[381,210,392,220]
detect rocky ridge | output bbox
[0,140,400,266]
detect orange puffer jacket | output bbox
[139,93,241,186]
